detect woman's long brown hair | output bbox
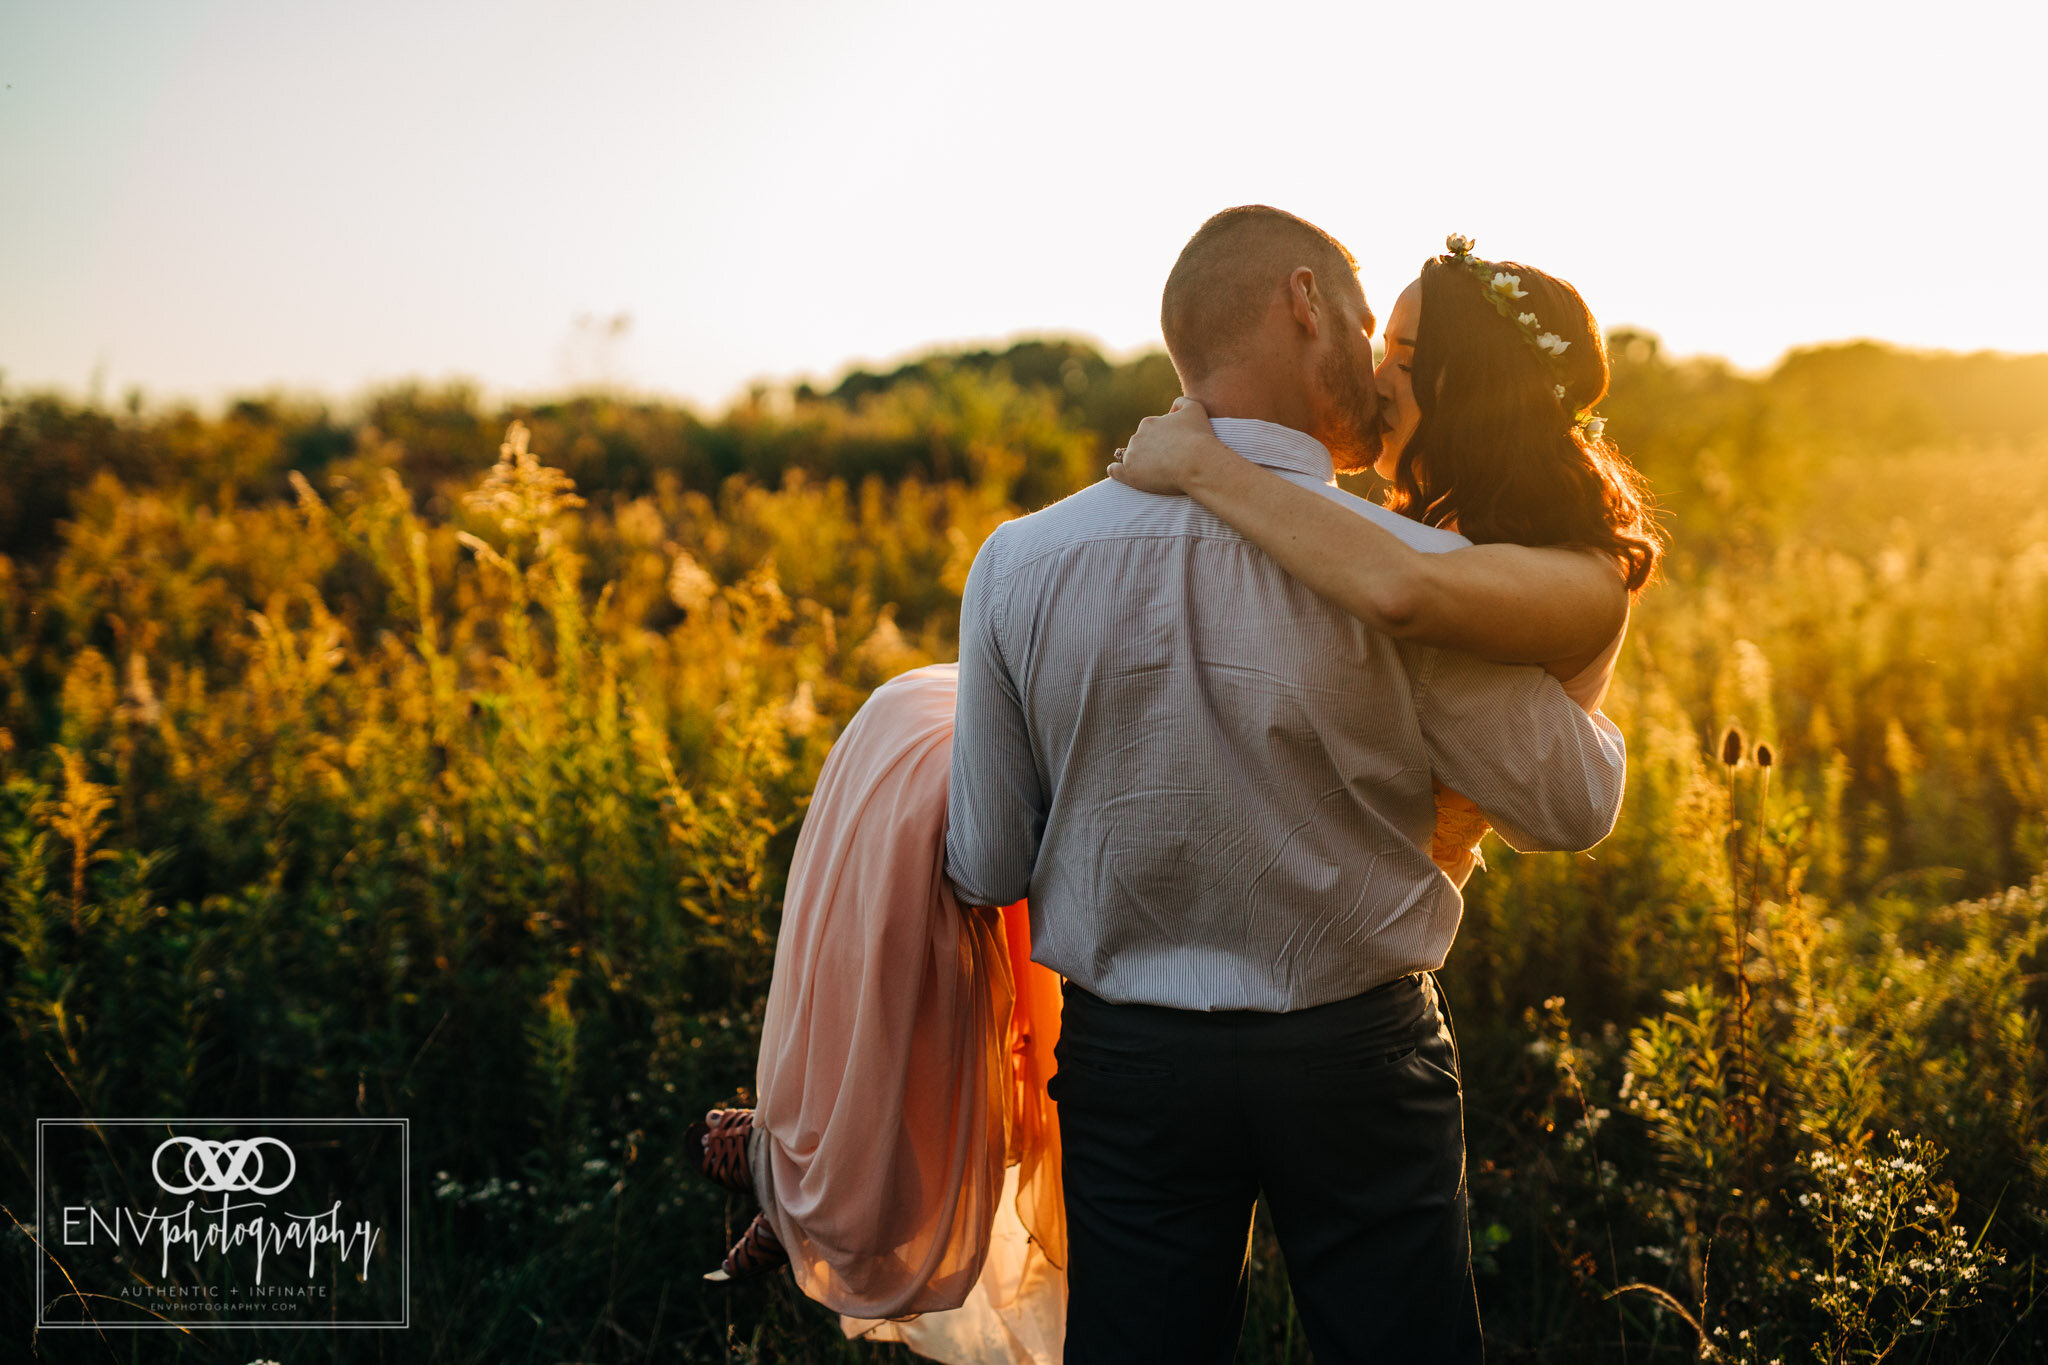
[1386,255,1665,593]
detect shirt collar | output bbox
[1206,417,1337,485]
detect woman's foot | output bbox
[685,1107,758,1195]
[703,1211,788,1283]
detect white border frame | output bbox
[35,1117,410,1331]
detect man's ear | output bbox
[1286,266,1322,339]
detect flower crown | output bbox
[1442,234,1604,441]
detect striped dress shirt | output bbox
[945,417,1627,1012]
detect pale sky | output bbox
[2,0,2042,413]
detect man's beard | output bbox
[1316,345,1383,473]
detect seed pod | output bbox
[1755,742,1775,769]
[1720,726,1746,767]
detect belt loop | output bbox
[1426,970,1461,1070]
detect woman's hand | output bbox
[1107,397,1228,494]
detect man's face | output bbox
[1311,275,1383,474]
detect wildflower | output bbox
[462,421,586,542]
[668,551,718,614]
[1489,272,1527,299]
[1581,416,1605,441]
[1721,726,1746,766]
[1446,233,1475,256]
[852,608,923,675]
[1535,332,1571,357]
[778,681,822,735]
[1517,312,1540,327]
[124,652,162,725]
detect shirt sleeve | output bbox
[945,530,1046,907]
[1404,642,1628,853]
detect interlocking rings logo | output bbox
[151,1136,297,1196]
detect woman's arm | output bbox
[1109,401,1627,674]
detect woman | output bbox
[688,662,1069,1365]
[1112,235,1662,885]
[686,237,1662,1361]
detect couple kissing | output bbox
[686,204,1662,1364]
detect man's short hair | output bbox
[1161,206,1362,385]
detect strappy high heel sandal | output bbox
[703,1210,788,1283]
[685,1107,757,1195]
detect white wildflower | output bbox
[1536,332,1571,357]
[668,551,718,614]
[778,680,822,735]
[1489,272,1527,299]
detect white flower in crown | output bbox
[1536,332,1571,356]
[1446,233,1475,256]
[1490,272,1527,299]
[1517,312,1540,328]
[1554,384,1567,400]
[1583,416,1606,440]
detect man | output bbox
[945,205,1626,1363]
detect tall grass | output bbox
[2,355,2046,1360]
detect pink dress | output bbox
[750,663,1067,1362]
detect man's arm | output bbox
[1407,642,1627,852]
[945,532,1046,907]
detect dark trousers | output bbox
[1049,972,1484,1364]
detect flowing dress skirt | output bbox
[749,663,1067,1363]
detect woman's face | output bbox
[1373,280,1423,480]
